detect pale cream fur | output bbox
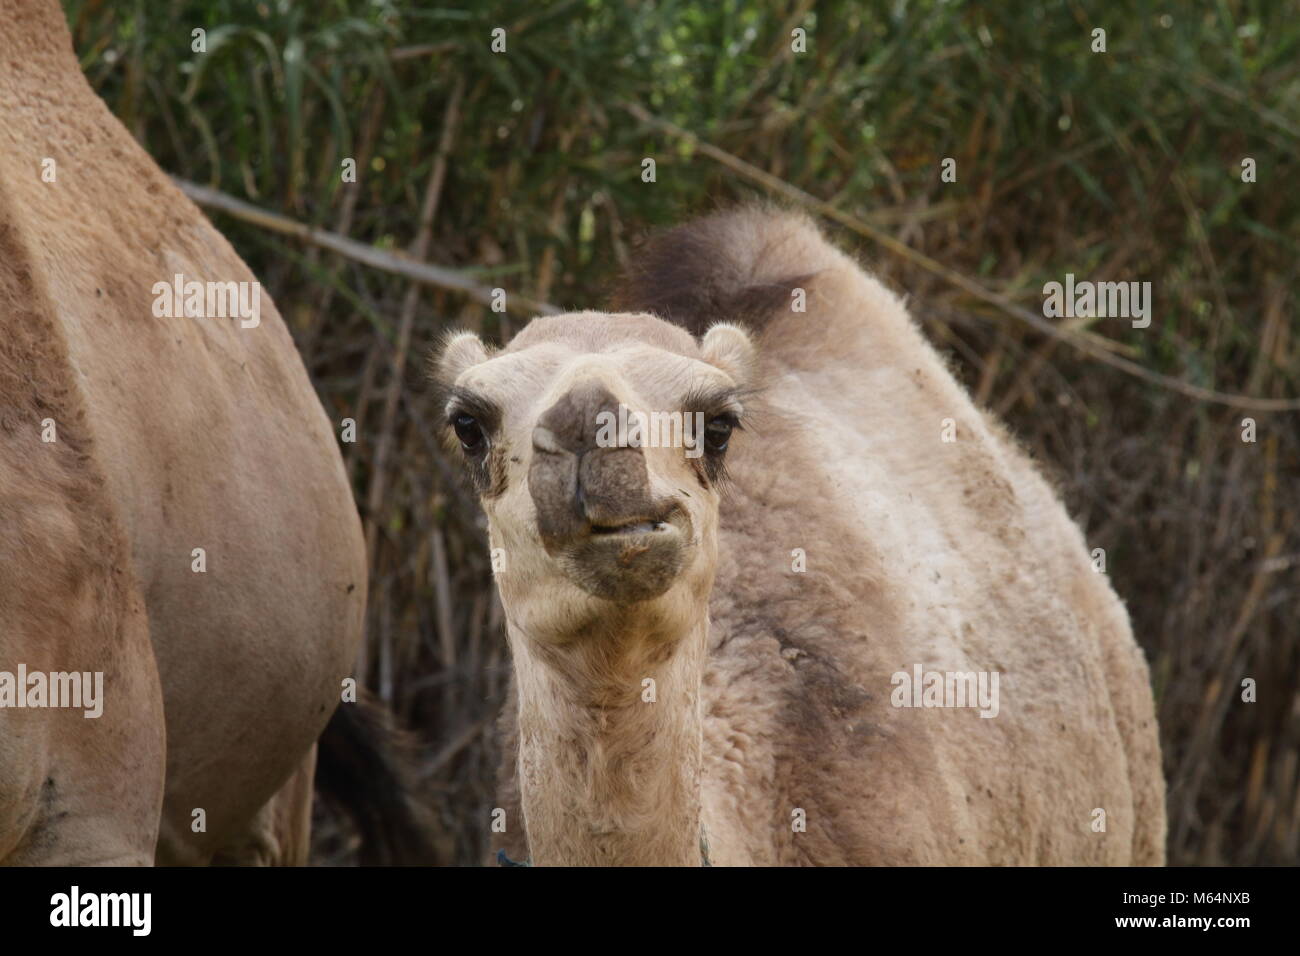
[443,207,1166,866]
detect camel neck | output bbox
[508,614,707,866]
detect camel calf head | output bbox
[435,312,754,643]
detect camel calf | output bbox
[440,206,1166,865]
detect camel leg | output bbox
[207,746,317,866]
[0,688,165,866]
[0,500,166,866]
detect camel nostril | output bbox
[532,425,568,456]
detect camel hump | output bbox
[613,204,845,337]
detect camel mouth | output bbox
[589,519,673,536]
[585,503,684,540]
[559,506,693,603]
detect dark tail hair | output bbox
[315,693,448,866]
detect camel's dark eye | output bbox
[453,413,485,453]
[704,416,735,453]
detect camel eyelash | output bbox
[682,387,746,428]
[442,388,502,433]
[709,410,743,431]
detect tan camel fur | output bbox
[437,206,1165,866]
[0,0,365,864]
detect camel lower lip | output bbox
[590,520,671,536]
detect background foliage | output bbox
[65,0,1299,865]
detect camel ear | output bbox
[700,322,756,387]
[432,331,490,385]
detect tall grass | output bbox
[66,0,1299,864]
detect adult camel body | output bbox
[439,206,1166,866]
[0,0,365,864]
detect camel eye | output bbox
[703,416,735,453]
[453,413,485,453]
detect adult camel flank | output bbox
[436,206,1166,866]
[0,0,373,864]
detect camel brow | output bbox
[680,385,745,417]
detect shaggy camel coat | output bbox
[484,207,1165,865]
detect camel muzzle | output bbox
[527,382,692,601]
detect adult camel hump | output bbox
[0,0,365,864]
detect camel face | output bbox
[437,312,753,641]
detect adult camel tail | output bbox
[315,693,448,866]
